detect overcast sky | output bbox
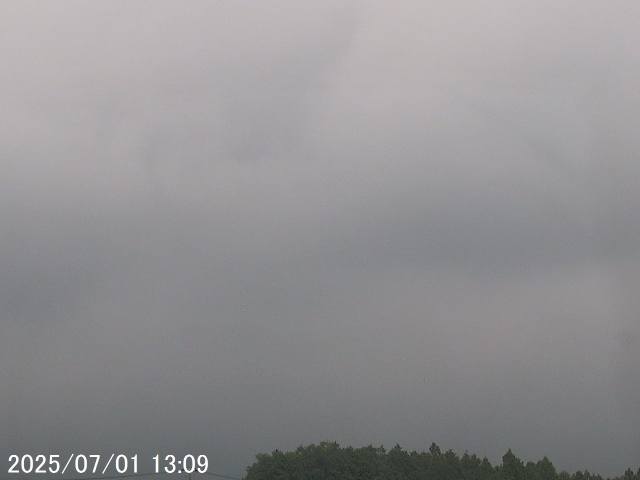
[2,2,640,478]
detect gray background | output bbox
[1,1,639,478]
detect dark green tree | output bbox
[500,449,526,480]
[244,442,636,480]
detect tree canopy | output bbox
[245,442,639,480]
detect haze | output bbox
[1,2,639,478]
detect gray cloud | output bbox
[1,2,639,478]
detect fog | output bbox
[1,2,639,478]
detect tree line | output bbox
[245,441,639,480]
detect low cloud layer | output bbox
[1,2,639,478]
